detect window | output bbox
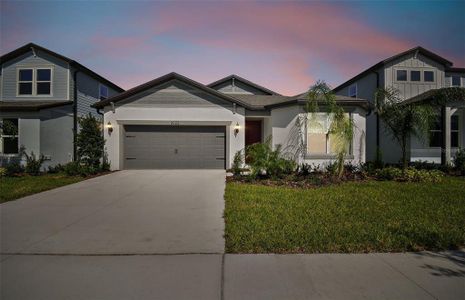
[451,115,459,148]
[17,68,52,96]
[424,71,434,82]
[429,116,442,147]
[36,69,51,95]
[99,85,109,100]
[429,114,459,148]
[306,113,351,155]
[410,70,421,82]
[451,76,461,87]
[18,69,33,95]
[0,119,19,154]
[396,70,407,81]
[348,84,357,98]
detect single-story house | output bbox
[92,72,368,170]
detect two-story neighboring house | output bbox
[334,46,465,165]
[0,43,124,168]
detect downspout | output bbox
[73,69,79,161]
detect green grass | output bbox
[0,174,84,203]
[224,177,465,253]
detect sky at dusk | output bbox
[1,0,464,95]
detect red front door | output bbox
[245,120,262,146]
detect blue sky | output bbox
[1,0,464,95]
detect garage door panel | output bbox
[123,125,225,169]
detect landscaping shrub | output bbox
[76,114,105,169]
[376,167,443,183]
[0,167,6,177]
[4,159,24,177]
[246,138,296,179]
[24,151,45,176]
[47,164,65,174]
[63,161,98,177]
[453,148,465,175]
[232,150,243,176]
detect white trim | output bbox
[394,69,408,82]
[423,70,435,83]
[16,66,54,97]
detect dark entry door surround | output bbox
[123,125,226,169]
[245,120,263,146]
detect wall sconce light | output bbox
[234,122,240,137]
[106,122,113,134]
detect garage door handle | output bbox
[174,149,178,154]
[126,157,136,160]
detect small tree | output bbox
[306,81,354,178]
[76,114,105,169]
[375,87,434,169]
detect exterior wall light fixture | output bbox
[107,122,113,134]
[234,122,240,137]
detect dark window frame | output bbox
[424,71,435,82]
[410,70,421,82]
[0,118,19,155]
[396,70,407,81]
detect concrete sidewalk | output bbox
[1,251,464,300]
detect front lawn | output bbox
[0,174,84,203]
[224,177,465,253]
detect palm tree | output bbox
[374,87,434,169]
[306,81,354,178]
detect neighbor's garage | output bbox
[123,125,226,169]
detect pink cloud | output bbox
[136,2,412,93]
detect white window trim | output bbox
[429,114,461,149]
[0,118,20,155]
[395,69,408,82]
[410,70,421,82]
[305,112,353,157]
[423,70,435,83]
[451,114,460,148]
[99,84,109,100]
[348,84,357,98]
[17,68,33,96]
[16,66,54,97]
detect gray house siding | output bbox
[1,50,70,101]
[40,106,74,168]
[119,79,234,110]
[211,79,268,95]
[445,72,465,87]
[75,71,120,118]
[335,72,381,161]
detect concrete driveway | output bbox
[0,170,225,254]
[1,171,464,299]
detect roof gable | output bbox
[208,74,280,95]
[93,72,252,109]
[333,46,454,91]
[0,42,124,92]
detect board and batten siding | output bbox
[1,50,70,101]
[384,53,445,100]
